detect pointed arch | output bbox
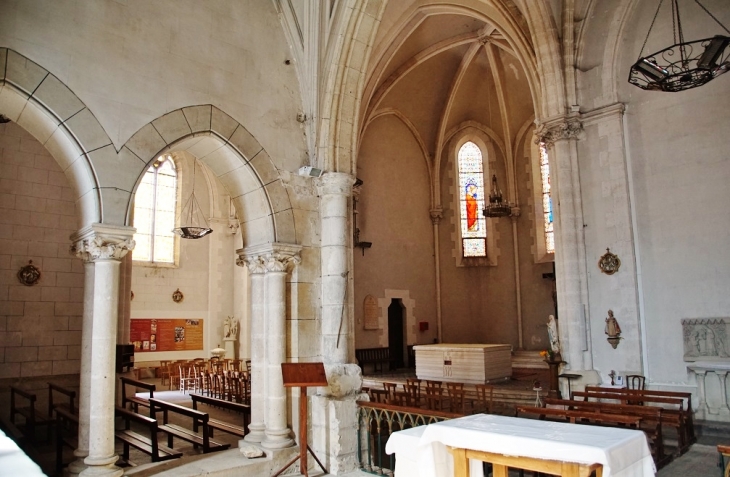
[0,48,107,227]
[122,106,293,248]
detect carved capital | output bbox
[317,172,355,197]
[535,118,583,147]
[430,207,444,225]
[69,224,136,262]
[238,243,302,274]
[263,251,301,273]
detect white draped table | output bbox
[386,414,655,477]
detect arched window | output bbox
[539,143,554,254]
[133,155,178,264]
[458,141,487,257]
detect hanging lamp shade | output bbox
[628,0,730,92]
[173,159,213,239]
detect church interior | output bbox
[1,0,729,476]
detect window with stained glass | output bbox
[133,155,178,264]
[539,143,554,254]
[458,141,487,257]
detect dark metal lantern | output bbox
[629,0,730,92]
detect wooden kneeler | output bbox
[272,363,328,477]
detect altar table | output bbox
[385,414,655,477]
[413,344,511,384]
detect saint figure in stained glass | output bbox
[465,182,479,231]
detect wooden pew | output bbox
[573,390,689,452]
[114,406,182,466]
[190,393,250,438]
[149,398,230,453]
[9,385,51,442]
[355,347,396,373]
[544,398,668,465]
[517,405,643,428]
[119,376,156,413]
[54,406,79,474]
[584,386,696,445]
[48,382,76,416]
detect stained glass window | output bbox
[133,155,178,263]
[458,142,487,257]
[539,144,554,254]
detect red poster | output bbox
[130,319,204,352]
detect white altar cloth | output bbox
[386,414,655,477]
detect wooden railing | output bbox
[356,400,463,475]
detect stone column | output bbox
[718,371,730,417]
[313,173,364,474]
[262,245,301,449]
[536,118,592,372]
[430,207,443,343]
[66,255,94,476]
[238,251,267,443]
[73,225,134,477]
[318,172,353,364]
[694,370,709,419]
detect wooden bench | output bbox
[573,390,689,452]
[9,385,51,442]
[149,398,230,453]
[356,347,396,373]
[517,405,643,428]
[190,393,250,439]
[584,386,696,446]
[119,377,156,413]
[114,406,182,466]
[544,398,668,465]
[54,406,79,474]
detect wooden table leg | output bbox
[492,464,509,477]
[450,447,470,477]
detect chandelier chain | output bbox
[639,0,666,59]
[693,0,730,35]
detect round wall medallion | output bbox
[598,248,621,275]
[17,260,41,286]
[172,288,184,303]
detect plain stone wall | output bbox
[0,121,83,378]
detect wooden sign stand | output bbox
[272,362,329,477]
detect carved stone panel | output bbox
[682,318,730,361]
[363,294,379,330]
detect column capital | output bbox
[70,224,136,262]
[534,115,583,148]
[237,243,302,273]
[317,172,355,196]
[429,207,443,225]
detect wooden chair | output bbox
[406,378,422,406]
[424,381,444,411]
[403,382,421,408]
[178,364,196,393]
[368,388,389,404]
[382,382,398,402]
[159,361,172,388]
[445,383,465,413]
[475,384,494,414]
[626,375,646,390]
[718,444,730,477]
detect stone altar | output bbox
[413,344,511,384]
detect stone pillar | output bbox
[238,252,267,443]
[72,224,134,477]
[261,246,300,449]
[536,118,593,373]
[318,172,354,364]
[66,257,94,476]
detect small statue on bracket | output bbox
[605,310,622,349]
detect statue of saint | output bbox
[605,310,621,338]
[547,314,560,354]
[223,316,232,339]
[230,318,238,339]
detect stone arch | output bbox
[0,48,107,227]
[121,106,294,248]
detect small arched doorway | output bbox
[388,299,406,369]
